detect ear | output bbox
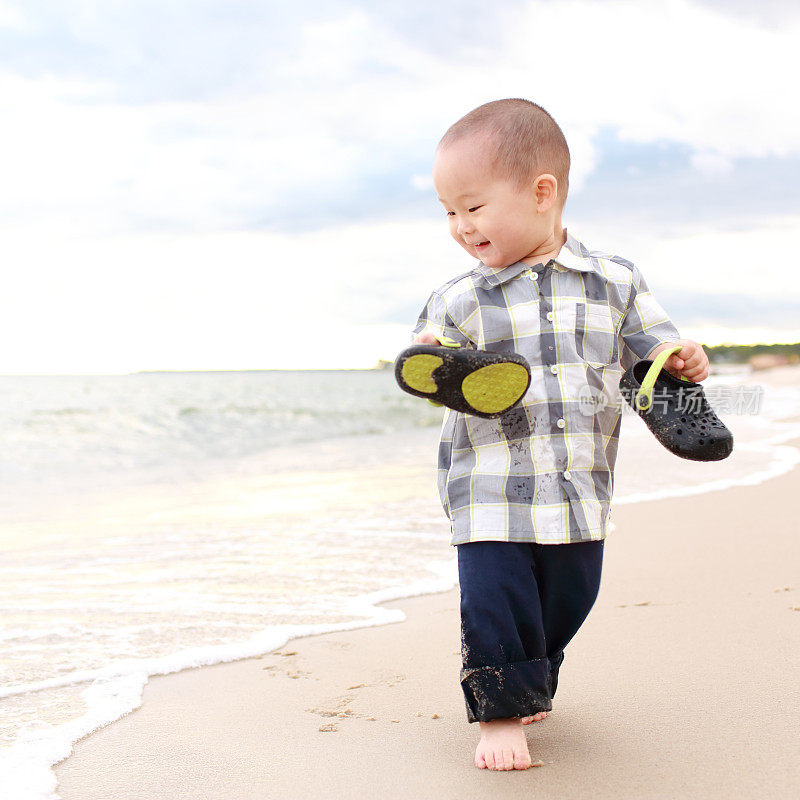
[534,174,558,212]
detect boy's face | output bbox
[433,135,556,271]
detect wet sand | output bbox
[54,427,800,799]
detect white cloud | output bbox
[0,219,464,373]
[0,0,26,29]
[570,214,800,297]
[410,174,434,191]
[2,214,798,373]
[690,150,735,176]
[0,73,369,234]
[2,0,799,237]
[1,0,799,371]
[510,0,800,160]
[680,324,800,346]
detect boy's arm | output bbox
[619,263,709,382]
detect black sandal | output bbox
[395,342,531,419]
[619,345,733,461]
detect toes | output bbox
[475,750,487,769]
[500,748,515,770]
[514,748,532,770]
[485,750,496,770]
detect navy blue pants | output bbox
[457,539,604,723]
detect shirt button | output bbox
[557,418,566,428]
[563,470,572,480]
[531,272,538,280]
[546,312,554,321]
[550,365,558,374]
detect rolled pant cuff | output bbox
[460,658,553,723]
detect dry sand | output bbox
[55,424,800,799]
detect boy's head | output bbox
[433,98,571,271]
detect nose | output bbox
[456,215,475,237]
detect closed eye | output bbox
[468,206,482,213]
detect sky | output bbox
[1,0,799,373]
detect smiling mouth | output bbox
[470,241,490,248]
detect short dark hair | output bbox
[438,98,571,205]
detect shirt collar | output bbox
[556,231,594,272]
[475,229,594,288]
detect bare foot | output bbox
[520,711,549,725]
[474,718,532,770]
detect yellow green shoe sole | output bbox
[394,345,531,418]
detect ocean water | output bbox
[1,366,799,800]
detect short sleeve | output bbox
[411,290,472,346]
[618,263,681,370]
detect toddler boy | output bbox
[411,99,709,771]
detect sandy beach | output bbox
[52,413,800,799]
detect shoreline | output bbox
[53,432,800,799]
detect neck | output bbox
[521,221,566,268]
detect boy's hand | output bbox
[651,339,709,382]
[413,332,442,345]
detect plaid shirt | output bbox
[412,230,681,545]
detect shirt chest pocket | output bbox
[554,299,618,367]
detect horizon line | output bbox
[0,364,396,378]
[2,340,799,378]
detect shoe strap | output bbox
[635,344,691,412]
